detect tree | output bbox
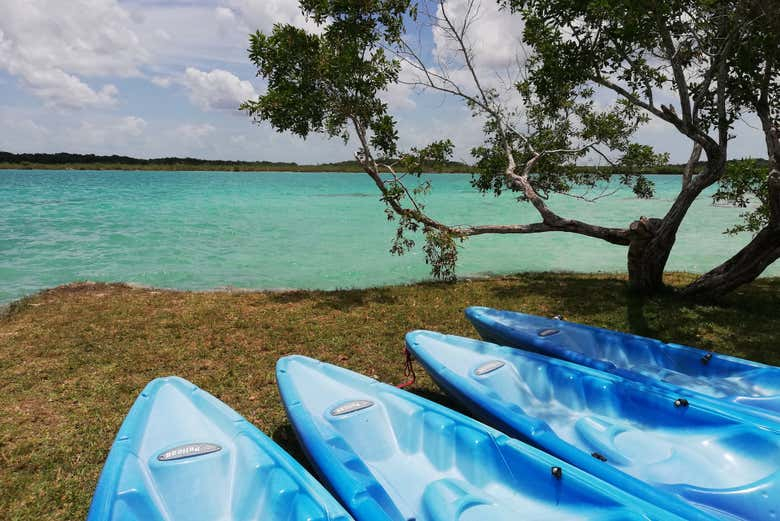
[510,0,780,297]
[243,0,776,297]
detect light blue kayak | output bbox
[406,331,780,521]
[87,376,352,521]
[276,355,696,521]
[466,306,780,428]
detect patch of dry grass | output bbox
[0,273,778,520]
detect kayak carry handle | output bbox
[397,347,416,389]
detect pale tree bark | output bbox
[357,0,634,246]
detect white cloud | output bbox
[74,116,148,146]
[220,1,320,34]
[216,7,239,37]
[433,1,525,72]
[230,134,248,145]
[154,29,173,42]
[424,0,526,106]
[0,111,51,151]
[117,116,148,137]
[0,0,149,108]
[380,60,418,111]
[151,76,172,88]
[128,3,247,68]
[177,123,217,140]
[382,82,417,110]
[182,67,258,111]
[15,66,120,109]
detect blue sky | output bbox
[0,0,768,164]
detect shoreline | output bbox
[4,269,780,310]
[0,272,517,310]
[4,270,779,308]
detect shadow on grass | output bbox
[487,273,631,315]
[626,294,661,338]
[271,423,317,474]
[407,387,472,416]
[483,273,780,365]
[270,288,399,311]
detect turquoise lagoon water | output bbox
[1,170,776,304]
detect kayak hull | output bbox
[87,376,352,521]
[277,355,692,521]
[465,306,780,428]
[406,330,780,521]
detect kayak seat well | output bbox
[575,416,780,490]
[320,394,509,516]
[421,479,515,521]
[574,417,636,467]
[473,358,623,426]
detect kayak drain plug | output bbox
[551,466,563,479]
[674,398,689,408]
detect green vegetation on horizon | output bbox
[1,272,778,520]
[0,151,473,173]
[1,150,769,174]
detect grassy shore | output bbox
[1,272,778,520]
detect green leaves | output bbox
[244,0,411,146]
[370,114,399,157]
[399,140,455,177]
[422,229,459,281]
[242,28,328,137]
[714,159,771,234]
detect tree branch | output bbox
[593,76,719,157]
[655,11,693,126]
[683,142,703,188]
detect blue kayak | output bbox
[276,355,696,521]
[466,306,780,427]
[87,376,352,521]
[406,330,780,521]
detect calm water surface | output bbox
[1,170,775,303]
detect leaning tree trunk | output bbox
[626,168,714,294]
[627,217,670,294]
[682,226,780,297]
[683,170,780,298]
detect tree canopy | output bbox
[245,0,779,297]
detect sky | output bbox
[0,0,768,164]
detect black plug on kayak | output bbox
[674,398,689,408]
[701,352,713,365]
[552,314,564,320]
[551,466,563,479]
[591,452,608,462]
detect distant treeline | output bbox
[0,151,769,174]
[0,151,474,173]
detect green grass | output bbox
[0,272,778,520]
